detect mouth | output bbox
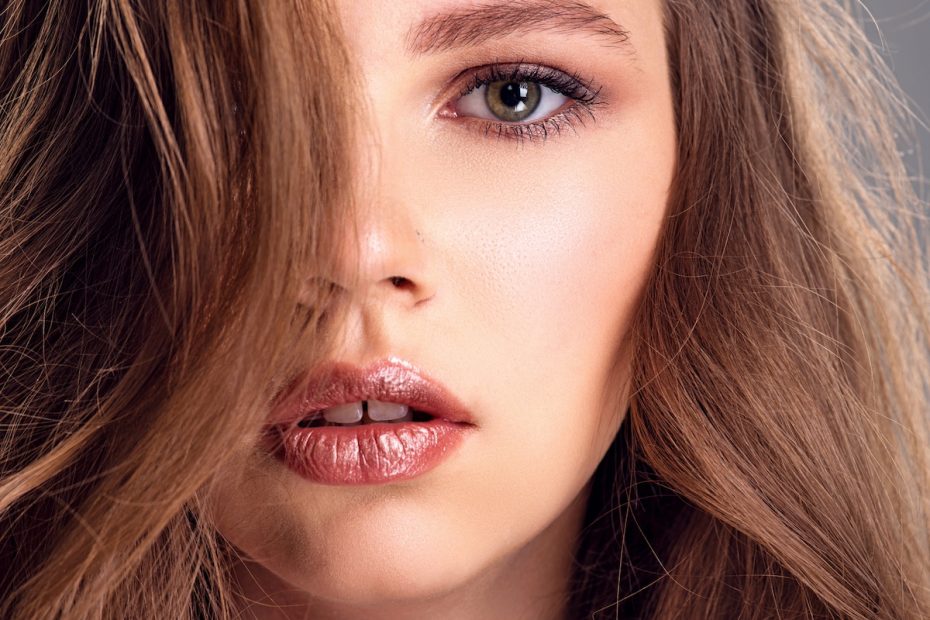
[267,357,475,486]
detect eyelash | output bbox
[450,62,605,144]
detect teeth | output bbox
[321,401,363,424]
[367,399,411,421]
[314,400,415,425]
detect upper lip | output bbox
[269,357,476,427]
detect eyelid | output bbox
[453,61,600,100]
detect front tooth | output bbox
[322,401,363,424]
[367,399,410,421]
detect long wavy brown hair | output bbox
[1,0,928,618]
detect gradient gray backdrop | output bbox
[867,1,930,185]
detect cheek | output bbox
[433,115,673,410]
[407,114,674,542]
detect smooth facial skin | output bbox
[206,1,676,618]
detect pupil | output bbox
[500,82,527,109]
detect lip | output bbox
[266,357,476,485]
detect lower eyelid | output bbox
[450,102,601,144]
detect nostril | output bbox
[389,276,412,289]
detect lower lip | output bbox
[274,419,472,485]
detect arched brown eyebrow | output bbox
[404,0,633,56]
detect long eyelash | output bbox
[455,60,606,144]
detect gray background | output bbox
[865,1,929,188]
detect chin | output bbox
[231,494,487,606]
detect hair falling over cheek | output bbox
[0,0,357,617]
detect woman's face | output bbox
[207,0,675,615]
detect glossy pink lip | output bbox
[267,357,476,485]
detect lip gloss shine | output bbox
[279,421,469,485]
[267,358,476,485]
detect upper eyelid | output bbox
[453,62,600,100]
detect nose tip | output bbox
[299,221,435,311]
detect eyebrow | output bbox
[405,0,633,56]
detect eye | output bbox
[455,79,569,123]
[440,62,605,143]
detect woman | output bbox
[1,0,928,618]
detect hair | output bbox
[1,0,927,618]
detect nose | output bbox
[343,208,435,306]
[300,156,437,312]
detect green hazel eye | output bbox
[485,81,542,122]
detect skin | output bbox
[205,1,676,618]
